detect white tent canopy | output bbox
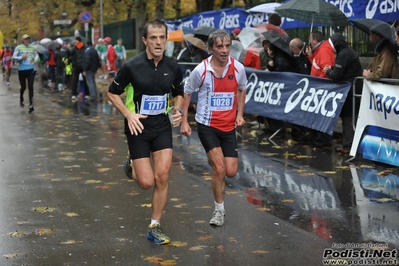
[248,3,281,13]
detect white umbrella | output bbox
[248,3,281,13]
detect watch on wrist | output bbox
[176,107,184,116]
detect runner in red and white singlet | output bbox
[181,29,247,227]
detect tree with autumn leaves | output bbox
[0,0,273,48]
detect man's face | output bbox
[370,31,380,43]
[209,36,231,64]
[22,38,30,45]
[142,25,167,59]
[289,43,299,56]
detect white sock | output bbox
[150,219,160,226]
[214,201,224,211]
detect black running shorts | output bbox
[126,127,173,160]
[196,122,238,157]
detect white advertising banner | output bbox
[350,80,399,166]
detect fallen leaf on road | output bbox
[36,229,56,236]
[85,180,102,184]
[126,192,139,196]
[323,171,337,174]
[377,170,393,176]
[359,165,374,169]
[60,240,83,245]
[257,207,271,212]
[3,254,18,259]
[98,168,112,173]
[225,191,239,195]
[281,199,294,203]
[252,250,269,254]
[32,207,56,213]
[199,235,213,241]
[189,245,207,251]
[195,220,206,223]
[171,241,188,247]
[294,155,315,159]
[198,206,212,209]
[4,231,26,237]
[96,185,111,190]
[65,212,79,217]
[141,203,152,208]
[375,198,394,203]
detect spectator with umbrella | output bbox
[350,18,399,81]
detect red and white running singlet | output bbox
[184,56,247,132]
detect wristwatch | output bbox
[176,107,184,116]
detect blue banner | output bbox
[165,1,399,31]
[178,62,351,135]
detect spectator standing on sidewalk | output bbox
[104,37,117,79]
[83,40,101,101]
[107,19,184,245]
[67,36,87,101]
[181,29,247,227]
[55,38,67,91]
[114,38,127,71]
[95,38,107,78]
[12,34,39,113]
[306,31,336,147]
[323,33,363,153]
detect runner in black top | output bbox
[107,19,184,245]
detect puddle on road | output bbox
[173,125,399,249]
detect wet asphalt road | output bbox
[0,73,398,266]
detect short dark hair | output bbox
[75,36,82,42]
[311,31,324,42]
[87,40,93,46]
[268,13,282,26]
[142,19,167,39]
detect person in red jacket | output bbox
[104,37,117,79]
[306,31,336,147]
[307,31,335,78]
[46,47,57,91]
[3,44,13,86]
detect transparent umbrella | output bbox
[236,27,265,51]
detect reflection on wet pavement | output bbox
[173,122,399,249]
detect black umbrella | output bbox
[262,30,292,57]
[44,41,60,51]
[350,18,396,44]
[275,0,349,33]
[194,26,216,42]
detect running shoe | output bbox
[71,95,77,102]
[20,101,24,107]
[209,209,225,226]
[28,106,34,113]
[123,160,133,179]
[147,224,170,245]
[7,82,9,86]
